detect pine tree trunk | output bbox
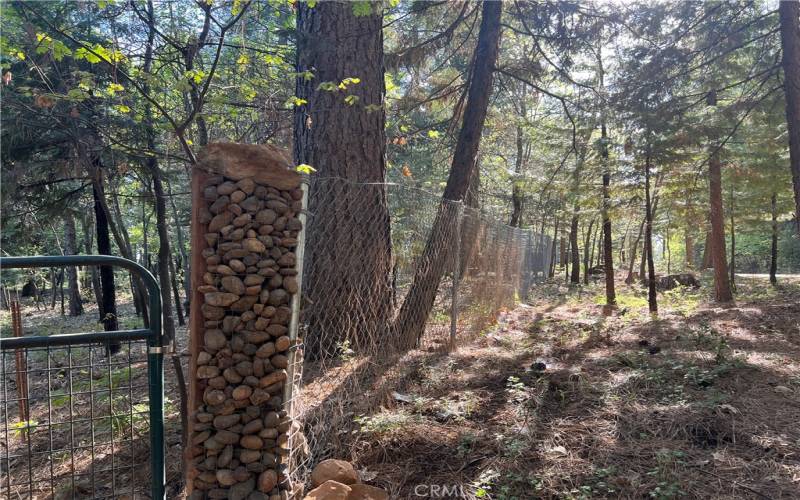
[63,213,83,316]
[510,124,524,227]
[709,151,733,302]
[701,231,713,269]
[139,0,176,348]
[295,0,394,357]
[168,181,191,313]
[92,173,120,353]
[601,123,616,305]
[169,253,185,326]
[81,213,103,316]
[583,219,595,285]
[685,195,695,269]
[393,0,503,349]
[569,214,580,284]
[729,184,736,291]
[780,0,800,234]
[626,219,644,284]
[644,151,657,313]
[549,218,559,278]
[770,192,779,285]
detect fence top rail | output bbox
[0,255,162,349]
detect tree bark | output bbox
[81,213,103,315]
[780,0,800,234]
[701,230,713,269]
[169,253,185,326]
[142,0,187,470]
[549,217,559,278]
[92,172,120,354]
[63,212,83,316]
[729,182,736,291]
[569,213,580,284]
[109,181,149,318]
[626,219,644,284]
[770,191,779,285]
[168,180,191,312]
[582,218,595,285]
[709,151,734,302]
[685,195,695,269]
[295,0,394,358]
[393,0,502,349]
[644,150,657,313]
[601,123,616,305]
[510,124,525,227]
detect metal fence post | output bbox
[450,202,463,346]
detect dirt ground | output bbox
[3,274,800,499]
[345,275,800,499]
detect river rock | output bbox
[206,292,240,307]
[304,481,351,500]
[257,469,278,493]
[310,459,359,488]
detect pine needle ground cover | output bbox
[343,276,800,499]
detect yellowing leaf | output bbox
[427,130,440,139]
[106,82,124,95]
[295,164,316,174]
[114,104,131,113]
[285,96,308,108]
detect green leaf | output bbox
[316,81,338,92]
[352,1,373,16]
[344,95,359,106]
[66,88,89,101]
[295,164,316,174]
[75,47,101,64]
[285,96,308,108]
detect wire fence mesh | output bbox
[285,177,551,494]
[1,340,154,499]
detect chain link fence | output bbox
[285,177,551,494]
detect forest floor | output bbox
[348,275,800,499]
[2,275,800,499]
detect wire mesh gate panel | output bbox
[0,256,165,499]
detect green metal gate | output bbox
[0,255,165,499]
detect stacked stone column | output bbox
[188,145,303,500]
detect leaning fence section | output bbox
[286,178,551,494]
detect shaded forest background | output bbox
[2,0,800,404]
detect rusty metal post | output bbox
[11,300,29,425]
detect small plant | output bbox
[646,449,686,499]
[353,410,414,435]
[10,419,38,438]
[457,432,477,458]
[335,339,355,362]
